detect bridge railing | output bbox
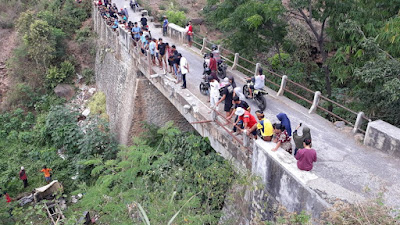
[168,24,370,134]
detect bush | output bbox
[268,52,291,71]
[159,5,166,10]
[88,91,108,120]
[46,61,75,88]
[166,10,187,27]
[82,68,94,84]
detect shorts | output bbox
[45,177,51,182]
[224,102,233,112]
[160,53,166,60]
[187,34,192,42]
[250,85,254,89]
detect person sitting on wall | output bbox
[293,123,311,156]
[295,139,317,171]
[234,107,258,138]
[249,110,274,141]
[272,123,292,154]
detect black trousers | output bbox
[182,73,187,88]
[23,179,28,188]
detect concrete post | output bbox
[255,63,261,76]
[243,130,249,147]
[277,75,288,96]
[211,109,217,121]
[147,50,151,76]
[232,53,239,70]
[308,91,321,114]
[201,38,207,54]
[217,45,221,51]
[353,112,365,133]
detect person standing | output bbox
[158,38,167,70]
[208,53,218,81]
[4,191,12,203]
[296,139,317,171]
[186,21,193,47]
[209,76,220,109]
[163,16,169,36]
[19,166,28,188]
[149,38,156,65]
[131,22,141,41]
[40,166,52,184]
[178,54,189,89]
[216,81,234,118]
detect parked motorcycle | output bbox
[243,80,268,111]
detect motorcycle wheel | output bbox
[243,85,250,99]
[256,95,267,111]
[217,69,226,79]
[199,82,209,96]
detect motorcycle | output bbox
[243,80,268,111]
[217,59,227,79]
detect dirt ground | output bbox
[0,28,16,104]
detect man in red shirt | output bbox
[209,53,218,80]
[235,107,257,137]
[19,166,28,188]
[186,21,193,47]
[295,139,317,171]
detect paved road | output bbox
[112,1,400,208]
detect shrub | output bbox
[268,52,291,71]
[88,91,108,120]
[159,5,166,10]
[46,61,75,88]
[82,68,94,84]
[166,10,187,27]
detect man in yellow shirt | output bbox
[248,110,274,141]
[40,166,52,184]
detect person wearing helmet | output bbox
[211,45,221,62]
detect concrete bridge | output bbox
[93,4,400,223]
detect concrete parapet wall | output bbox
[364,120,400,158]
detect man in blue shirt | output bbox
[131,22,141,41]
[163,16,168,36]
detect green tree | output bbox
[23,19,57,68]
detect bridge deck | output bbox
[108,1,400,209]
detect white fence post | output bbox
[353,112,365,133]
[309,91,321,114]
[232,53,239,70]
[277,75,288,96]
[255,63,261,76]
[243,130,249,147]
[201,38,207,54]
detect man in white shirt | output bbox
[209,76,220,109]
[247,68,265,98]
[178,54,189,89]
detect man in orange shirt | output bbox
[40,166,52,184]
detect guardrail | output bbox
[94,5,255,152]
[167,23,370,134]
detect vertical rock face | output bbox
[94,36,192,145]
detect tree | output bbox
[207,0,287,60]
[23,20,57,68]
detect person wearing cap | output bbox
[251,110,274,141]
[295,139,317,171]
[19,166,28,188]
[234,107,258,137]
[209,76,220,109]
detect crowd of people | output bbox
[96,1,317,172]
[97,0,193,89]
